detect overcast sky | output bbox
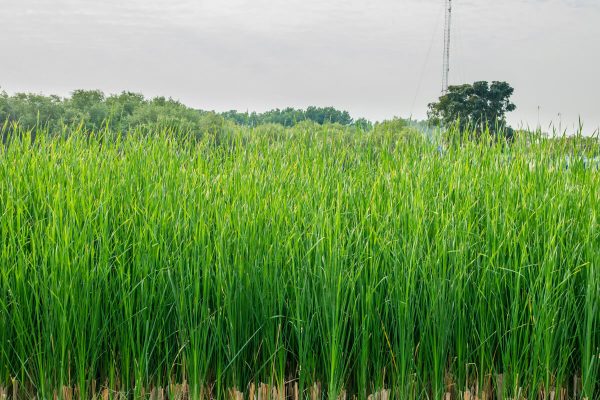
[1,0,599,132]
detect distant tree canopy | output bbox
[427,81,516,138]
[0,90,369,135]
[0,90,223,135]
[221,106,353,127]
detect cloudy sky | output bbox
[1,0,599,132]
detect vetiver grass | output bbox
[0,124,598,399]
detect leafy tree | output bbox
[69,89,105,111]
[305,106,352,125]
[353,118,373,131]
[106,91,145,116]
[221,110,260,126]
[66,90,108,131]
[0,92,65,131]
[427,81,516,137]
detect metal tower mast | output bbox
[442,0,452,93]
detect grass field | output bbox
[0,124,599,399]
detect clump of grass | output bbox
[0,124,598,399]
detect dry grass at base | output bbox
[0,375,590,400]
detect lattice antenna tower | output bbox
[442,0,452,93]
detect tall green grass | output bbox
[0,124,598,399]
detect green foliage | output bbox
[0,89,228,138]
[0,91,65,131]
[0,91,368,135]
[372,117,427,146]
[374,117,407,132]
[0,123,598,399]
[353,117,373,131]
[428,81,516,138]
[220,106,355,127]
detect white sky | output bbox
[1,0,599,133]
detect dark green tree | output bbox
[427,81,516,137]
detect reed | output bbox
[0,124,598,399]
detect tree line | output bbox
[1,81,521,141]
[0,90,373,135]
